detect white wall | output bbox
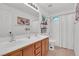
[74,19,79,56]
[0,4,39,42]
[74,22,79,55]
[73,4,79,56]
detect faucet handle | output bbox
[9,32,14,37]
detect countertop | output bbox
[0,34,48,56]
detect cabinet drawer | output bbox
[35,47,41,55]
[34,41,41,49]
[35,52,41,56]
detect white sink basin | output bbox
[0,35,46,50]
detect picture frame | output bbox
[17,16,30,25]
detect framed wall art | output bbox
[17,17,30,25]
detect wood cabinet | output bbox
[23,44,34,56]
[34,41,41,56]
[42,38,49,56]
[45,38,49,55]
[4,37,49,56]
[9,50,22,56]
[35,52,41,56]
[34,41,41,49]
[4,50,22,56]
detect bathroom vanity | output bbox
[0,35,49,56]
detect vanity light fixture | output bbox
[24,3,39,12]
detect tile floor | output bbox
[48,46,75,56]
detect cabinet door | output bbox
[23,44,34,56]
[4,50,22,56]
[34,41,41,49]
[42,39,46,56]
[42,38,49,56]
[10,51,22,56]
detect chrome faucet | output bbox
[9,32,15,42]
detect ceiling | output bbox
[4,3,39,19]
[36,3,75,16]
[3,3,75,17]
